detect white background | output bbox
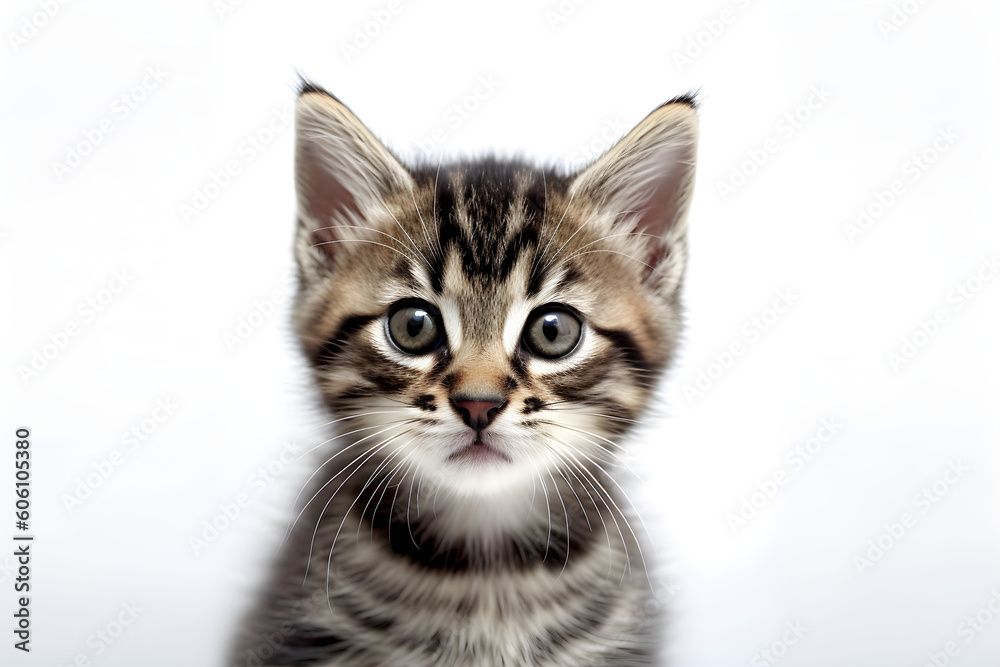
[2,0,999,665]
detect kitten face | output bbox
[292,87,697,501]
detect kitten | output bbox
[233,81,698,667]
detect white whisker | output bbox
[552,443,629,582]
[301,429,410,583]
[281,420,413,548]
[312,238,420,265]
[563,248,655,272]
[544,458,572,584]
[546,434,655,590]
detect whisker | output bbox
[312,238,420,265]
[281,420,414,548]
[314,223,415,254]
[293,417,409,465]
[408,188,434,257]
[405,458,421,547]
[547,435,655,589]
[550,451,614,575]
[542,408,643,425]
[551,459,592,531]
[353,169,432,271]
[563,249,655,272]
[301,429,410,582]
[415,467,426,518]
[383,451,417,547]
[432,160,445,255]
[353,454,403,544]
[535,419,638,461]
[544,458,572,584]
[541,207,610,274]
[318,433,414,613]
[532,182,577,279]
[324,432,413,603]
[532,460,552,561]
[551,444,629,582]
[534,420,639,478]
[569,230,661,254]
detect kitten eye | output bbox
[386,301,444,354]
[522,305,582,358]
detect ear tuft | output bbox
[657,90,700,110]
[296,75,342,102]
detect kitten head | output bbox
[292,84,697,500]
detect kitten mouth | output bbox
[448,435,511,465]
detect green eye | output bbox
[386,301,444,354]
[523,305,582,358]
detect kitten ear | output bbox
[569,97,698,293]
[294,85,415,276]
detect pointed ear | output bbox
[569,98,698,293]
[294,86,415,277]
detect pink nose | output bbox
[451,398,504,430]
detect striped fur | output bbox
[233,83,699,667]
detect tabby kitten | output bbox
[233,81,698,667]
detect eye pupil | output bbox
[407,310,426,337]
[542,314,560,342]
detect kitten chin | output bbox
[232,80,698,667]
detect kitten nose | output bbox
[451,397,505,431]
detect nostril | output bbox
[451,397,505,430]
